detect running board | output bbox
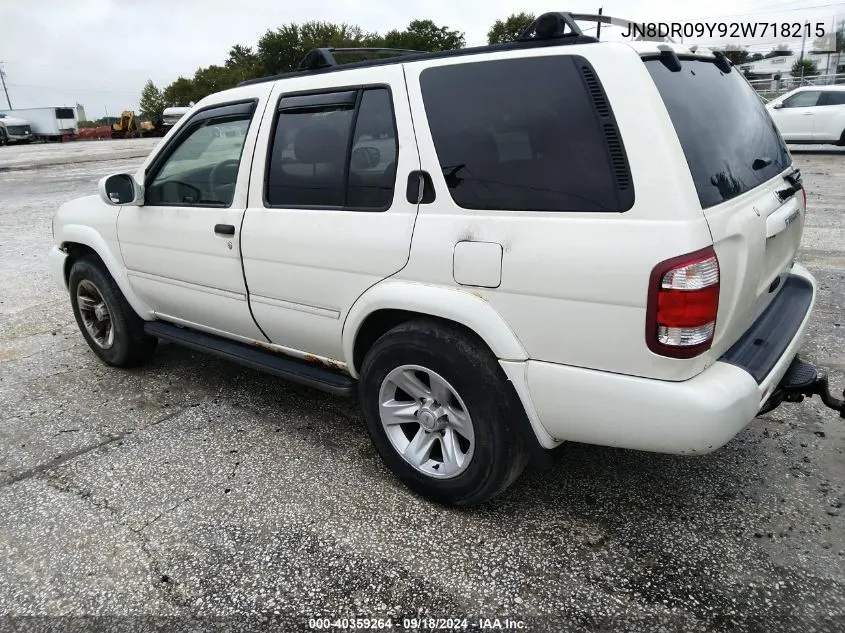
[144,322,356,396]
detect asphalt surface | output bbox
[0,140,843,632]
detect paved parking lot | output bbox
[0,140,844,632]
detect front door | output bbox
[241,65,421,362]
[118,96,268,340]
[772,90,821,141]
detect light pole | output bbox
[0,62,12,109]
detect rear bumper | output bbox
[519,264,816,454]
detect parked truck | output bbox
[0,107,78,142]
[161,106,190,134]
[0,113,33,145]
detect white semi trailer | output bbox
[0,107,78,142]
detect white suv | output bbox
[48,13,844,505]
[767,85,845,145]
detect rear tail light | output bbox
[646,246,720,359]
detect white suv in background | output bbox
[767,85,845,145]
[48,13,845,505]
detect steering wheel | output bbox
[209,159,241,202]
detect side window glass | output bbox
[348,89,398,208]
[266,88,398,210]
[820,91,845,106]
[782,91,821,108]
[267,105,354,206]
[420,56,631,212]
[147,115,251,207]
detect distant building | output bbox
[740,51,845,81]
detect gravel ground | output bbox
[0,140,843,632]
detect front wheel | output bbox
[359,320,528,506]
[68,256,157,367]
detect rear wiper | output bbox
[776,171,803,203]
[752,157,772,170]
[442,164,466,188]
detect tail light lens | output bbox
[646,246,720,359]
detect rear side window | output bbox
[266,87,398,210]
[55,107,75,119]
[646,58,790,209]
[420,56,633,212]
[820,91,845,106]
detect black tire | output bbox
[0,129,7,146]
[359,319,528,506]
[68,256,157,367]
[839,129,845,147]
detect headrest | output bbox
[441,131,499,166]
[294,124,345,164]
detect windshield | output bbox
[645,58,790,209]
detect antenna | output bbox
[0,62,12,109]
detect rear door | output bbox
[54,107,77,135]
[241,65,420,362]
[815,90,845,141]
[646,57,805,358]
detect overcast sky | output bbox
[1,0,842,118]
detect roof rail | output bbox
[298,47,424,70]
[237,20,600,88]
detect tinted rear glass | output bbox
[55,108,75,119]
[646,59,790,209]
[420,56,633,212]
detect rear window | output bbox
[646,58,790,209]
[55,108,75,119]
[420,56,633,212]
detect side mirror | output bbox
[772,103,783,109]
[98,173,143,206]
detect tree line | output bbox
[139,13,537,119]
[139,13,845,118]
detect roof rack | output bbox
[298,47,424,70]
[517,12,585,41]
[238,11,605,87]
[565,12,680,43]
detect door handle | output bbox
[214,224,235,236]
[405,171,436,204]
[801,112,814,115]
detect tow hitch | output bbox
[761,357,845,417]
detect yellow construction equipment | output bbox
[111,111,139,139]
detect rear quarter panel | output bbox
[401,43,714,381]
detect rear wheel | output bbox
[839,129,845,147]
[0,129,7,146]
[359,320,528,506]
[69,256,157,367]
